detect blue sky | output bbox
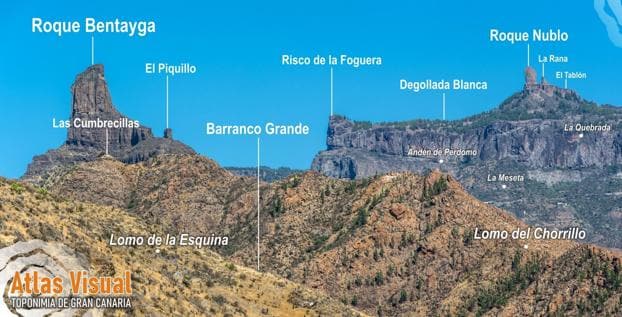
[1,0,621,178]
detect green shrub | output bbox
[399,289,408,303]
[10,183,25,194]
[374,271,384,285]
[355,208,368,227]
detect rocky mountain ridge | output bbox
[312,67,622,248]
[42,154,622,316]
[14,64,622,315]
[313,72,622,177]
[22,64,194,186]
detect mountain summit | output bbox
[14,65,622,316]
[312,70,622,248]
[66,64,152,152]
[312,68,622,177]
[22,64,194,185]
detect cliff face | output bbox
[312,70,622,248]
[66,64,153,153]
[22,64,194,185]
[316,92,622,178]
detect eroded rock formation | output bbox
[22,64,194,185]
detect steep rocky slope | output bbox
[226,166,303,182]
[17,64,622,316]
[22,65,194,186]
[0,177,363,316]
[314,72,622,175]
[312,68,622,248]
[45,154,622,316]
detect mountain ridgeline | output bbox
[22,64,194,186]
[312,67,622,249]
[42,154,622,316]
[313,71,622,177]
[15,64,622,316]
[0,177,362,316]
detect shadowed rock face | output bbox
[66,64,153,154]
[22,64,194,185]
[314,88,622,178]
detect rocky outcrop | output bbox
[314,85,622,179]
[22,65,194,185]
[315,113,622,179]
[313,66,622,179]
[66,65,152,152]
[524,66,537,86]
[312,69,622,248]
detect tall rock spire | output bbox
[65,64,153,154]
[22,64,195,185]
[524,66,537,87]
[70,64,116,116]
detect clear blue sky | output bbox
[1,0,621,178]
